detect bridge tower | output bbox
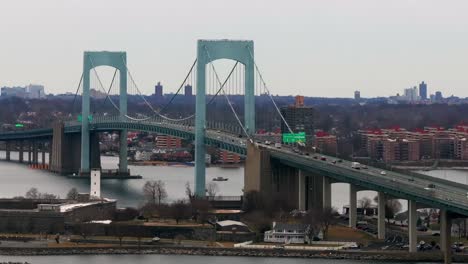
[81,51,128,175]
[195,40,255,196]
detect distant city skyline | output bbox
[1,0,468,98]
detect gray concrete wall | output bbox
[50,122,101,175]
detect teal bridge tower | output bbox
[81,51,128,176]
[195,40,255,196]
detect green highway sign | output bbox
[282,132,306,143]
[77,115,93,122]
[15,123,24,128]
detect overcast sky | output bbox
[1,0,468,98]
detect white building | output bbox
[134,150,152,161]
[1,84,45,99]
[403,86,419,102]
[26,84,45,99]
[264,222,311,244]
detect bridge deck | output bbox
[265,145,468,217]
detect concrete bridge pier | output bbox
[27,141,32,164]
[349,184,358,228]
[408,200,418,252]
[298,170,306,211]
[440,209,452,264]
[32,141,38,165]
[41,142,46,166]
[119,129,128,175]
[18,141,24,163]
[377,192,386,240]
[5,141,11,161]
[322,176,331,209]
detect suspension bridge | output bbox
[0,39,467,262]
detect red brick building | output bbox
[155,135,182,149]
[314,131,337,156]
[217,150,241,164]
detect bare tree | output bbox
[110,223,125,246]
[142,180,167,206]
[206,182,219,197]
[303,207,338,240]
[25,187,39,199]
[374,195,402,222]
[168,200,191,224]
[66,187,79,200]
[190,197,212,224]
[25,187,58,200]
[185,182,194,201]
[358,197,372,214]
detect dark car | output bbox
[417,226,428,232]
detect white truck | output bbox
[351,162,361,169]
[275,143,282,149]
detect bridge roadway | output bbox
[1,117,468,216]
[265,144,468,217]
[0,117,248,156]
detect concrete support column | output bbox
[19,141,24,163]
[322,176,331,209]
[48,139,52,166]
[32,141,38,165]
[5,141,11,161]
[41,148,46,166]
[440,209,452,264]
[28,142,32,164]
[119,129,128,174]
[408,200,418,252]
[377,192,386,240]
[440,209,448,252]
[349,184,357,228]
[298,170,306,211]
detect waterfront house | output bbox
[264,222,310,244]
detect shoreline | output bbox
[0,246,466,262]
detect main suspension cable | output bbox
[246,46,294,134]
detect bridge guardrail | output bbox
[270,150,468,216]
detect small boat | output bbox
[212,176,228,181]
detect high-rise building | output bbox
[419,81,427,100]
[280,95,314,143]
[1,86,26,98]
[0,84,46,99]
[184,84,193,96]
[404,87,419,101]
[26,84,45,99]
[435,91,443,102]
[354,91,360,100]
[154,82,163,97]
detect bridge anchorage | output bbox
[1,39,467,263]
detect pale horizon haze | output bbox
[1,0,468,98]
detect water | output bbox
[0,151,243,208]
[0,150,378,210]
[0,151,463,263]
[0,255,435,264]
[0,150,467,211]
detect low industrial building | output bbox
[0,196,116,234]
[216,220,250,233]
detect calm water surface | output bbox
[0,254,437,264]
[0,150,466,211]
[0,151,465,263]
